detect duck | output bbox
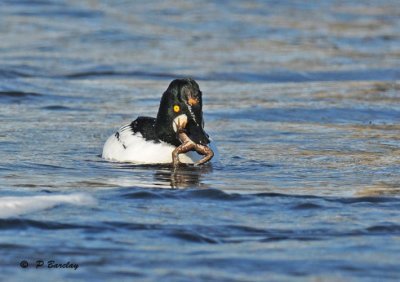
[102,78,215,166]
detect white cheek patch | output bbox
[172,114,188,132]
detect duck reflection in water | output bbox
[154,164,213,189]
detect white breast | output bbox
[102,124,217,164]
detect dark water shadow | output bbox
[0,89,92,105]
[41,105,91,112]
[0,90,43,103]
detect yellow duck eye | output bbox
[173,105,180,113]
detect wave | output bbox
[3,67,397,83]
[0,90,42,98]
[0,193,96,218]
[61,68,399,83]
[120,187,400,205]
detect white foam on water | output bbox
[0,193,96,218]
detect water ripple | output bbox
[0,219,94,230]
[168,230,219,244]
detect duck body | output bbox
[102,118,206,164]
[102,78,216,165]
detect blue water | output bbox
[1,1,400,281]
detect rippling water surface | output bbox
[1,1,400,281]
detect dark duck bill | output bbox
[103,78,214,166]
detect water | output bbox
[1,0,400,281]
